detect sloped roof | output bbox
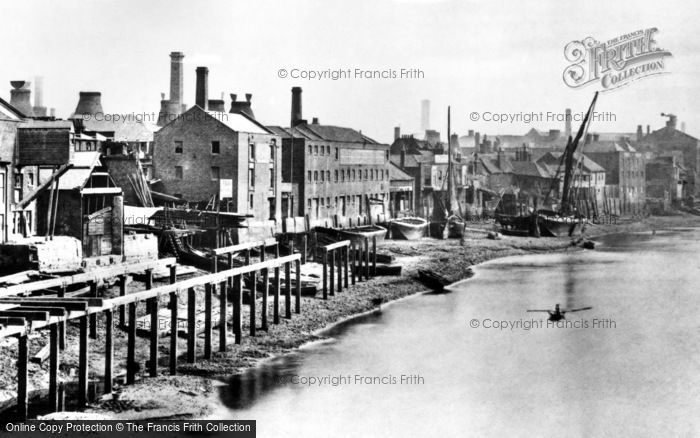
[78,118,155,142]
[0,96,24,120]
[510,161,553,178]
[20,119,74,129]
[389,162,414,181]
[58,151,102,190]
[585,140,637,153]
[537,151,606,173]
[269,123,379,144]
[642,126,699,143]
[206,110,271,135]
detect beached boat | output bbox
[417,269,451,292]
[389,217,428,240]
[495,92,598,238]
[316,225,387,244]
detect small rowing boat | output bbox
[389,217,428,240]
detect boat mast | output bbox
[560,92,598,215]
[447,106,452,215]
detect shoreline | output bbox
[23,213,700,420]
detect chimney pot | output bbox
[312,117,319,124]
[231,93,237,102]
[245,93,252,102]
[394,126,401,140]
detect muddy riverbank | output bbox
[2,214,698,420]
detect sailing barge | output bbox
[495,92,599,238]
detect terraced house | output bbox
[269,87,390,225]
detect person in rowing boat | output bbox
[526,303,592,321]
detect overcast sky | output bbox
[1,0,697,143]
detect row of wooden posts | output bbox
[4,243,303,420]
[4,234,381,420]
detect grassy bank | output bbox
[3,213,698,420]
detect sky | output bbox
[1,0,698,143]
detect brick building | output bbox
[586,139,646,214]
[153,105,281,221]
[638,114,700,198]
[269,87,390,225]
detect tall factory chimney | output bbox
[33,76,47,117]
[394,126,401,140]
[565,108,572,139]
[291,86,304,126]
[421,99,430,132]
[195,67,209,109]
[73,92,103,116]
[169,52,184,104]
[10,81,34,117]
[636,125,643,141]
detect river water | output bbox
[217,228,700,437]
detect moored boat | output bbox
[389,217,428,240]
[316,225,387,244]
[417,269,451,292]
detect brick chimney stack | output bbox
[170,52,184,104]
[636,125,643,141]
[394,126,400,140]
[195,67,209,109]
[291,87,304,126]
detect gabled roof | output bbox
[58,152,102,190]
[586,140,637,153]
[389,162,414,181]
[537,151,606,173]
[206,109,272,135]
[0,96,25,121]
[510,161,553,178]
[269,123,379,144]
[642,126,699,143]
[77,117,155,142]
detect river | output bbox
[217,228,700,437]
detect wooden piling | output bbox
[169,264,177,284]
[295,259,301,314]
[127,303,137,384]
[17,334,28,420]
[149,297,159,377]
[364,237,370,280]
[204,283,212,360]
[273,265,281,324]
[105,310,113,393]
[330,250,335,296]
[118,275,127,329]
[78,315,89,406]
[337,248,342,292]
[323,249,328,299]
[344,246,349,288]
[285,262,292,319]
[219,280,227,352]
[58,285,66,350]
[302,234,308,264]
[233,275,242,344]
[250,271,257,336]
[89,281,97,339]
[169,291,178,375]
[351,242,356,285]
[187,287,196,363]
[372,236,377,276]
[49,324,59,412]
[262,268,269,331]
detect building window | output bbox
[269,164,275,189]
[211,141,220,154]
[341,170,345,182]
[211,166,220,180]
[26,172,34,186]
[314,171,318,181]
[321,171,325,182]
[335,170,338,182]
[175,166,183,179]
[308,171,312,182]
[326,171,330,181]
[352,169,356,180]
[268,198,276,220]
[249,143,256,161]
[314,145,319,155]
[249,168,255,188]
[309,146,313,155]
[320,198,325,207]
[335,148,339,160]
[385,150,389,160]
[364,169,368,180]
[175,141,183,154]
[320,145,325,156]
[270,143,275,161]
[249,193,254,209]
[326,146,330,155]
[307,199,312,210]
